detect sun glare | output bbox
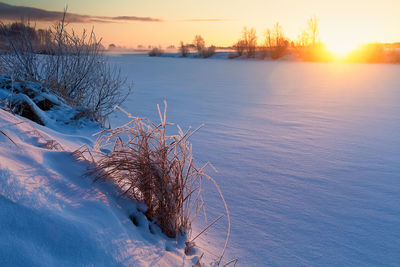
[325,41,360,59]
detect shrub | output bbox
[270,45,288,60]
[148,47,163,57]
[0,11,131,124]
[199,45,216,58]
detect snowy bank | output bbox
[0,87,201,266]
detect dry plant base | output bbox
[74,102,231,264]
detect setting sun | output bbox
[325,41,360,58]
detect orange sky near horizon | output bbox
[3,0,400,52]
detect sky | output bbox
[2,0,400,50]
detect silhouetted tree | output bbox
[243,27,257,58]
[193,35,205,55]
[233,39,246,56]
[307,15,319,46]
[270,22,289,59]
[179,41,189,57]
[272,22,285,47]
[264,28,273,48]
[296,29,310,47]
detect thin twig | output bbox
[190,214,224,242]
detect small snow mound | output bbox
[0,74,97,129]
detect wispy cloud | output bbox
[111,16,160,22]
[0,2,231,24]
[0,2,162,23]
[181,19,232,22]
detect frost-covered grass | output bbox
[108,54,400,266]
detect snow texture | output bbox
[2,54,400,266]
[0,107,198,266]
[108,54,400,266]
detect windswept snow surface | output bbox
[108,54,400,266]
[0,109,197,266]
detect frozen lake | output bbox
[109,54,400,266]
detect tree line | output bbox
[149,35,216,58]
[167,15,400,63]
[231,15,324,60]
[154,16,327,61]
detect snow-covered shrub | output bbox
[0,11,131,125]
[0,74,103,127]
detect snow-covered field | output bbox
[1,54,399,266]
[108,54,400,266]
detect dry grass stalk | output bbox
[74,102,231,264]
[222,258,238,267]
[0,128,19,148]
[76,102,206,238]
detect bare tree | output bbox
[307,15,319,46]
[269,22,290,60]
[233,39,246,56]
[193,35,205,55]
[179,41,189,57]
[272,22,285,47]
[264,28,273,48]
[297,29,310,47]
[242,27,257,58]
